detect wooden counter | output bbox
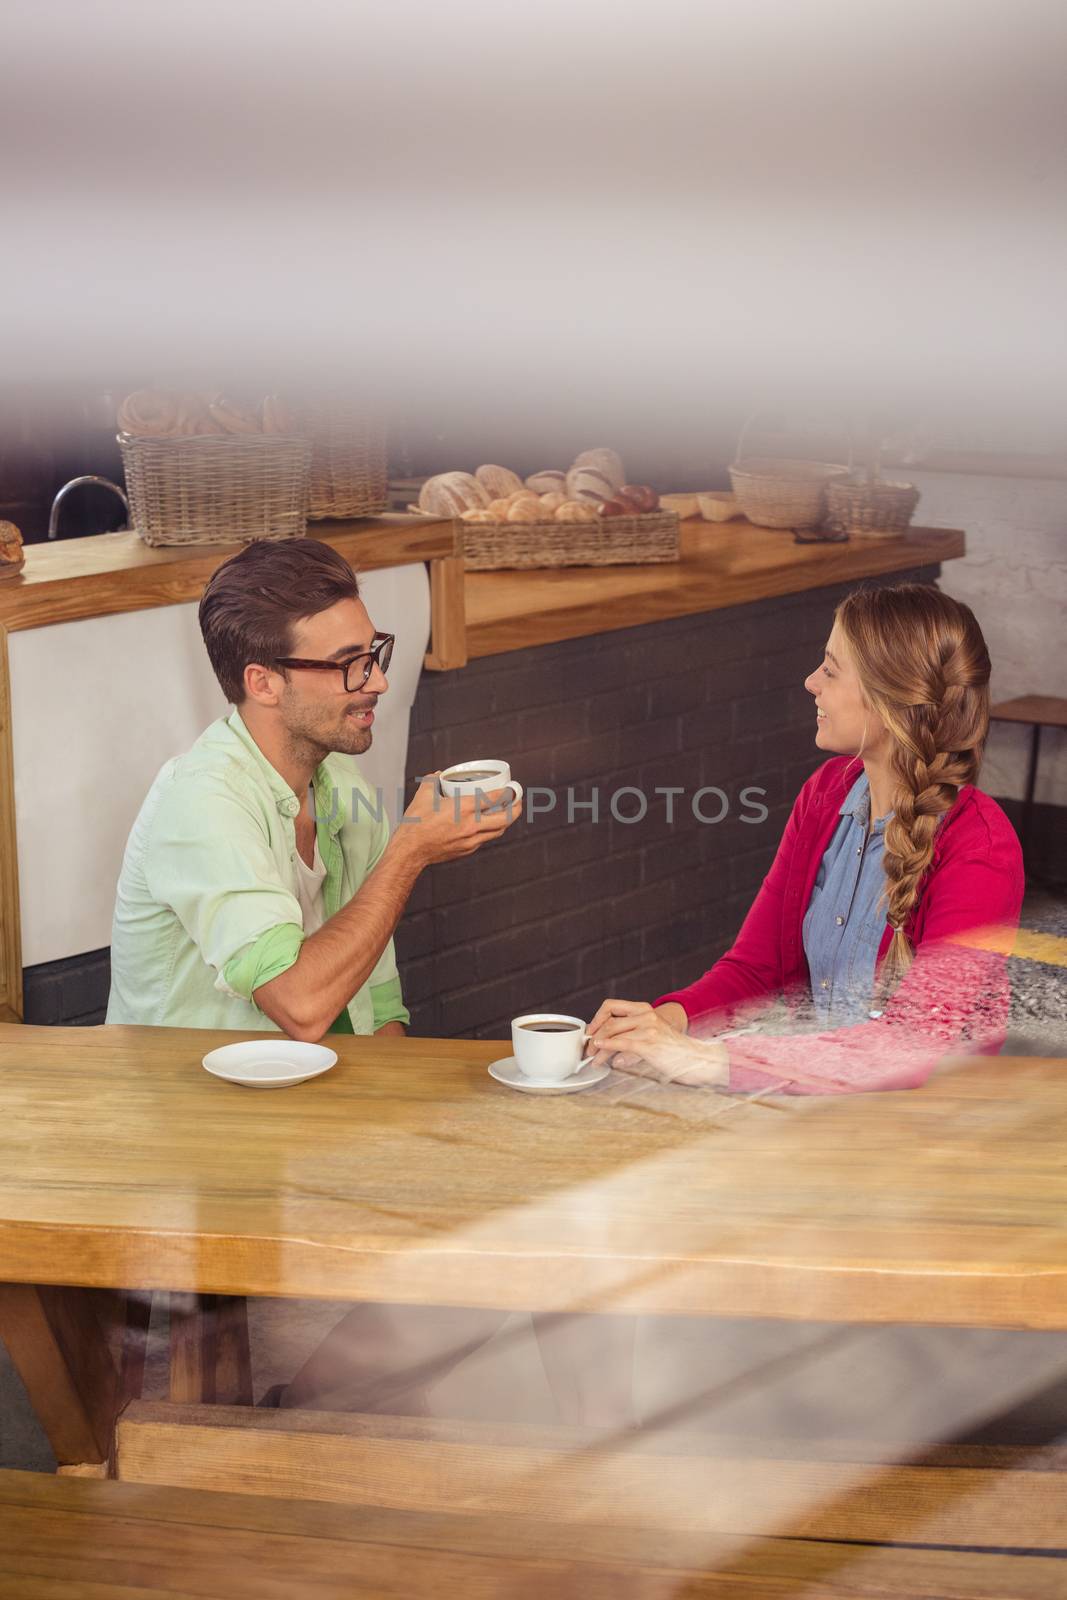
[0,515,964,665]
[0,515,464,671]
[463,519,966,658]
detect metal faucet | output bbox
[48,476,130,540]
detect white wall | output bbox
[10,564,430,967]
[911,471,1067,806]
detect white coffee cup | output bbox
[511,1013,588,1082]
[439,758,523,812]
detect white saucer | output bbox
[202,1040,338,1089]
[488,1056,611,1095]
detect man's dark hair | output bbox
[199,538,360,705]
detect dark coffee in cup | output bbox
[518,1021,581,1033]
[442,768,500,783]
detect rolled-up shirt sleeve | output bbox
[365,914,409,1027]
[144,775,304,1003]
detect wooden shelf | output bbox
[463,519,966,659]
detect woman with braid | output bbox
[589,584,1025,1094]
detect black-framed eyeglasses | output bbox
[275,633,395,691]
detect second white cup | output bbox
[511,1013,587,1082]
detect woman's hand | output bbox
[586,999,730,1087]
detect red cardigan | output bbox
[656,755,1025,1094]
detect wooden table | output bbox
[2,1025,1067,1464]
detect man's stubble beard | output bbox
[283,700,374,763]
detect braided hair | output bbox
[835,584,991,986]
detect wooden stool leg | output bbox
[168,1293,217,1404]
[1022,722,1042,876]
[119,1292,154,1405]
[214,1295,253,1406]
[167,1292,251,1405]
[0,1283,118,1466]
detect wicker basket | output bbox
[460,510,680,570]
[825,474,920,538]
[728,456,848,530]
[301,400,388,520]
[120,432,311,547]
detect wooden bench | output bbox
[114,1402,1067,1552]
[2,1466,1065,1599]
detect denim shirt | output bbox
[802,772,891,1026]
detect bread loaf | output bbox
[0,520,24,565]
[566,464,617,504]
[486,497,514,518]
[475,464,524,499]
[177,393,224,437]
[573,447,625,492]
[506,495,546,523]
[525,469,567,495]
[418,472,491,517]
[117,389,182,437]
[261,394,296,434]
[207,394,261,436]
[555,501,599,524]
[539,492,566,512]
[615,484,659,513]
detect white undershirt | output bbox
[292,836,327,937]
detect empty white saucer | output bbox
[488,1056,611,1095]
[202,1040,338,1089]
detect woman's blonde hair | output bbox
[835,583,991,984]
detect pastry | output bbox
[417,472,491,517]
[566,464,617,504]
[554,501,598,524]
[261,394,296,434]
[0,520,24,567]
[460,508,495,523]
[660,493,700,519]
[486,497,514,518]
[176,392,223,437]
[697,491,742,522]
[525,469,567,495]
[207,393,261,436]
[572,447,625,491]
[615,484,659,513]
[117,389,181,437]
[597,498,630,517]
[475,464,524,499]
[506,496,546,522]
[539,492,566,512]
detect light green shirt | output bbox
[106,708,408,1035]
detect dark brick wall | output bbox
[395,565,943,1039]
[25,563,963,1031]
[23,947,110,1027]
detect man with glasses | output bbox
[107,537,515,1036]
[106,538,526,1416]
